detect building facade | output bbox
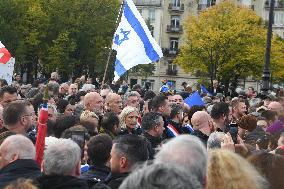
[128,0,283,92]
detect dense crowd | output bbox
[0,72,283,189]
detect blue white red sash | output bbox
[167,124,180,137]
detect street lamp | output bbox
[261,0,275,95]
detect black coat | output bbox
[80,164,110,188]
[105,172,129,189]
[0,159,41,189]
[35,175,88,189]
[142,132,162,159]
[208,86,223,96]
[191,130,209,146]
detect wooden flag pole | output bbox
[102,1,125,86]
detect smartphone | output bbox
[229,122,238,144]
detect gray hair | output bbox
[43,138,81,176]
[154,135,207,185]
[123,91,138,104]
[1,134,35,160]
[81,84,96,92]
[207,132,226,149]
[119,163,202,189]
[141,112,162,131]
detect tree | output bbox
[0,0,120,82]
[175,1,284,91]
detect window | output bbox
[149,25,154,36]
[141,79,155,90]
[274,12,284,26]
[199,0,207,5]
[172,0,181,7]
[170,37,179,52]
[168,60,177,71]
[171,15,180,27]
[149,8,155,22]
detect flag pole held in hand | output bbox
[35,86,49,165]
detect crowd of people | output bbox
[0,72,284,189]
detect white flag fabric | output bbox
[112,0,163,81]
[0,57,15,85]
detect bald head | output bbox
[268,101,283,115]
[105,93,123,114]
[0,135,35,169]
[84,92,104,114]
[191,111,212,130]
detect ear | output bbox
[20,116,26,125]
[120,156,127,169]
[10,153,19,163]
[158,106,164,112]
[75,161,81,177]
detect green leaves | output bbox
[0,0,120,81]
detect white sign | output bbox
[0,57,15,85]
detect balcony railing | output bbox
[249,5,255,10]
[166,25,183,33]
[132,0,162,6]
[162,48,179,56]
[265,0,284,9]
[168,3,184,12]
[166,69,178,76]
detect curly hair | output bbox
[206,149,267,189]
[237,114,257,132]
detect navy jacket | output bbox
[0,159,41,188]
[80,164,110,187]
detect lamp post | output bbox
[261,0,275,95]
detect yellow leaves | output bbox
[176,1,277,82]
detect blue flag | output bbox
[112,0,163,81]
[200,85,212,96]
[184,91,205,107]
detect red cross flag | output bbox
[0,41,11,64]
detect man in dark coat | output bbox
[80,134,112,187]
[0,135,41,188]
[141,112,164,159]
[165,104,185,138]
[191,111,215,146]
[35,138,88,189]
[105,135,149,189]
[208,80,223,96]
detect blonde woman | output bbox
[80,110,99,136]
[119,106,142,135]
[206,149,267,189]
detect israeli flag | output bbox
[112,0,163,81]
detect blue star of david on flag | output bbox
[111,0,163,81]
[114,29,131,46]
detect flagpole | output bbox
[102,1,125,86]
